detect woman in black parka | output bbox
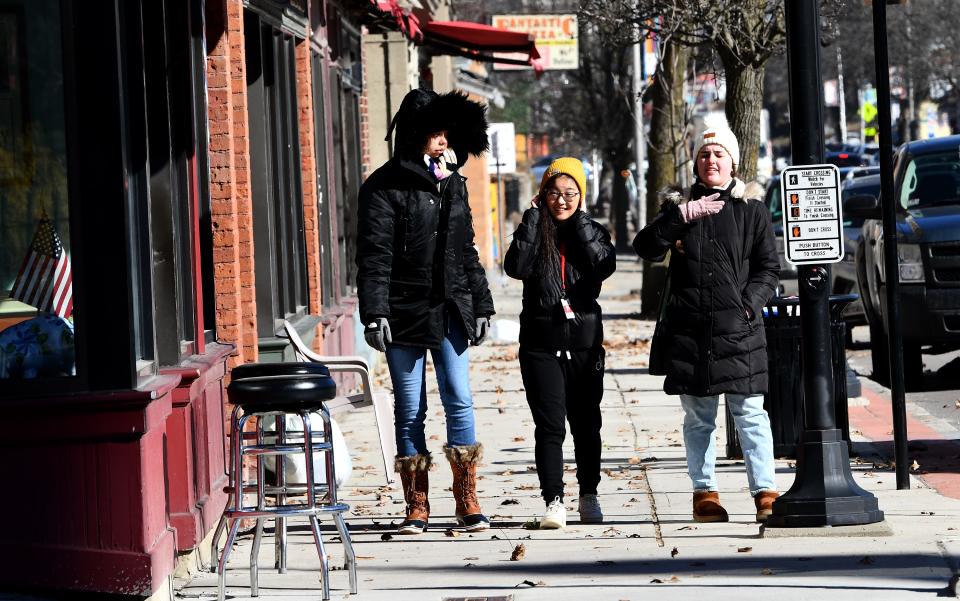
[505,157,616,529]
[634,122,781,524]
[356,89,494,535]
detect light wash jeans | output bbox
[385,316,476,457]
[679,393,776,495]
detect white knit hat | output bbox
[694,118,740,171]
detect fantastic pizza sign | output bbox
[491,14,578,70]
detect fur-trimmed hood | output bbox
[658,178,765,207]
[386,89,489,160]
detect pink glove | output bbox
[679,193,723,222]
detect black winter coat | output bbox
[633,179,779,396]
[356,157,495,348]
[504,208,616,351]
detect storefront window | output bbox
[245,9,309,337]
[0,0,75,380]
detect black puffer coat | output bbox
[504,209,616,351]
[633,179,779,396]
[356,90,494,348]
[356,158,494,348]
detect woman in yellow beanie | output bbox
[504,157,616,528]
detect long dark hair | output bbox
[535,174,580,277]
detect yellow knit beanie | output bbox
[539,157,587,201]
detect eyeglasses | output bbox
[544,190,580,202]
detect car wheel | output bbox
[903,343,924,391]
[869,318,890,387]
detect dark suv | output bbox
[846,135,960,385]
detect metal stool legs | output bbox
[214,405,356,600]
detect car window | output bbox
[841,180,879,228]
[766,183,782,221]
[900,149,960,209]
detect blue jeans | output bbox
[679,393,776,495]
[385,316,476,457]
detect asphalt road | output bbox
[846,325,960,440]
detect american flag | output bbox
[10,217,73,318]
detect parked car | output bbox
[844,166,881,182]
[763,174,798,295]
[832,174,882,331]
[846,135,960,386]
[825,151,867,168]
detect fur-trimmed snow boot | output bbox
[444,443,490,531]
[395,453,432,534]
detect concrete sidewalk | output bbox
[178,255,960,601]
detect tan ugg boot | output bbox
[444,443,490,531]
[693,491,729,523]
[395,453,432,534]
[754,490,779,522]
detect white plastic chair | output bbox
[282,320,396,484]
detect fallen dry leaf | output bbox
[513,436,526,442]
[510,543,526,561]
[738,547,753,553]
[761,568,774,575]
[858,556,875,565]
[501,499,520,505]
[380,533,393,541]
[910,460,920,471]
[445,529,460,537]
[670,547,679,558]
[516,579,545,587]
[650,578,664,584]
[628,457,641,465]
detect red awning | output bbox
[368,0,422,42]
[421,21,542,72]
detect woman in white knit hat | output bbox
[633,120,781,523]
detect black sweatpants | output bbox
[519,346,605,504]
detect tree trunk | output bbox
[641,40,690,316]
[722,57,765,183]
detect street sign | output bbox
[487,123,516,173]
[780,164,844,265]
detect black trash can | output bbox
[725,294,857,459]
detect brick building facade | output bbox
[0,0,533,596]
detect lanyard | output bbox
[559,241,566,292]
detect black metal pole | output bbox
[766,0,883,528]
[871,0,910,491]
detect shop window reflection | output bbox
[0,0,74,380]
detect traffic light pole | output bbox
[766,0,884,527]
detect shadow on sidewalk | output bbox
[367,551,950,592]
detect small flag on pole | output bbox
[10,217,73,318]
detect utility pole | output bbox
[633,16,647,232]
[872,0,911,490]
[766,0,884,528]
[837,45,847,144]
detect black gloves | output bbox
[364,317,392,352]
[473,316,491,345]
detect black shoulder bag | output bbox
[648,252,672,376]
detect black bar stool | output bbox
[214,363,357,600]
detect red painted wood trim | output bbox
[0,528,175,596]
[161,343,233,551]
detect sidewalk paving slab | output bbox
[169,257,960,601]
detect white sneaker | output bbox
[578,494,604,523]
[540,496,567,529]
